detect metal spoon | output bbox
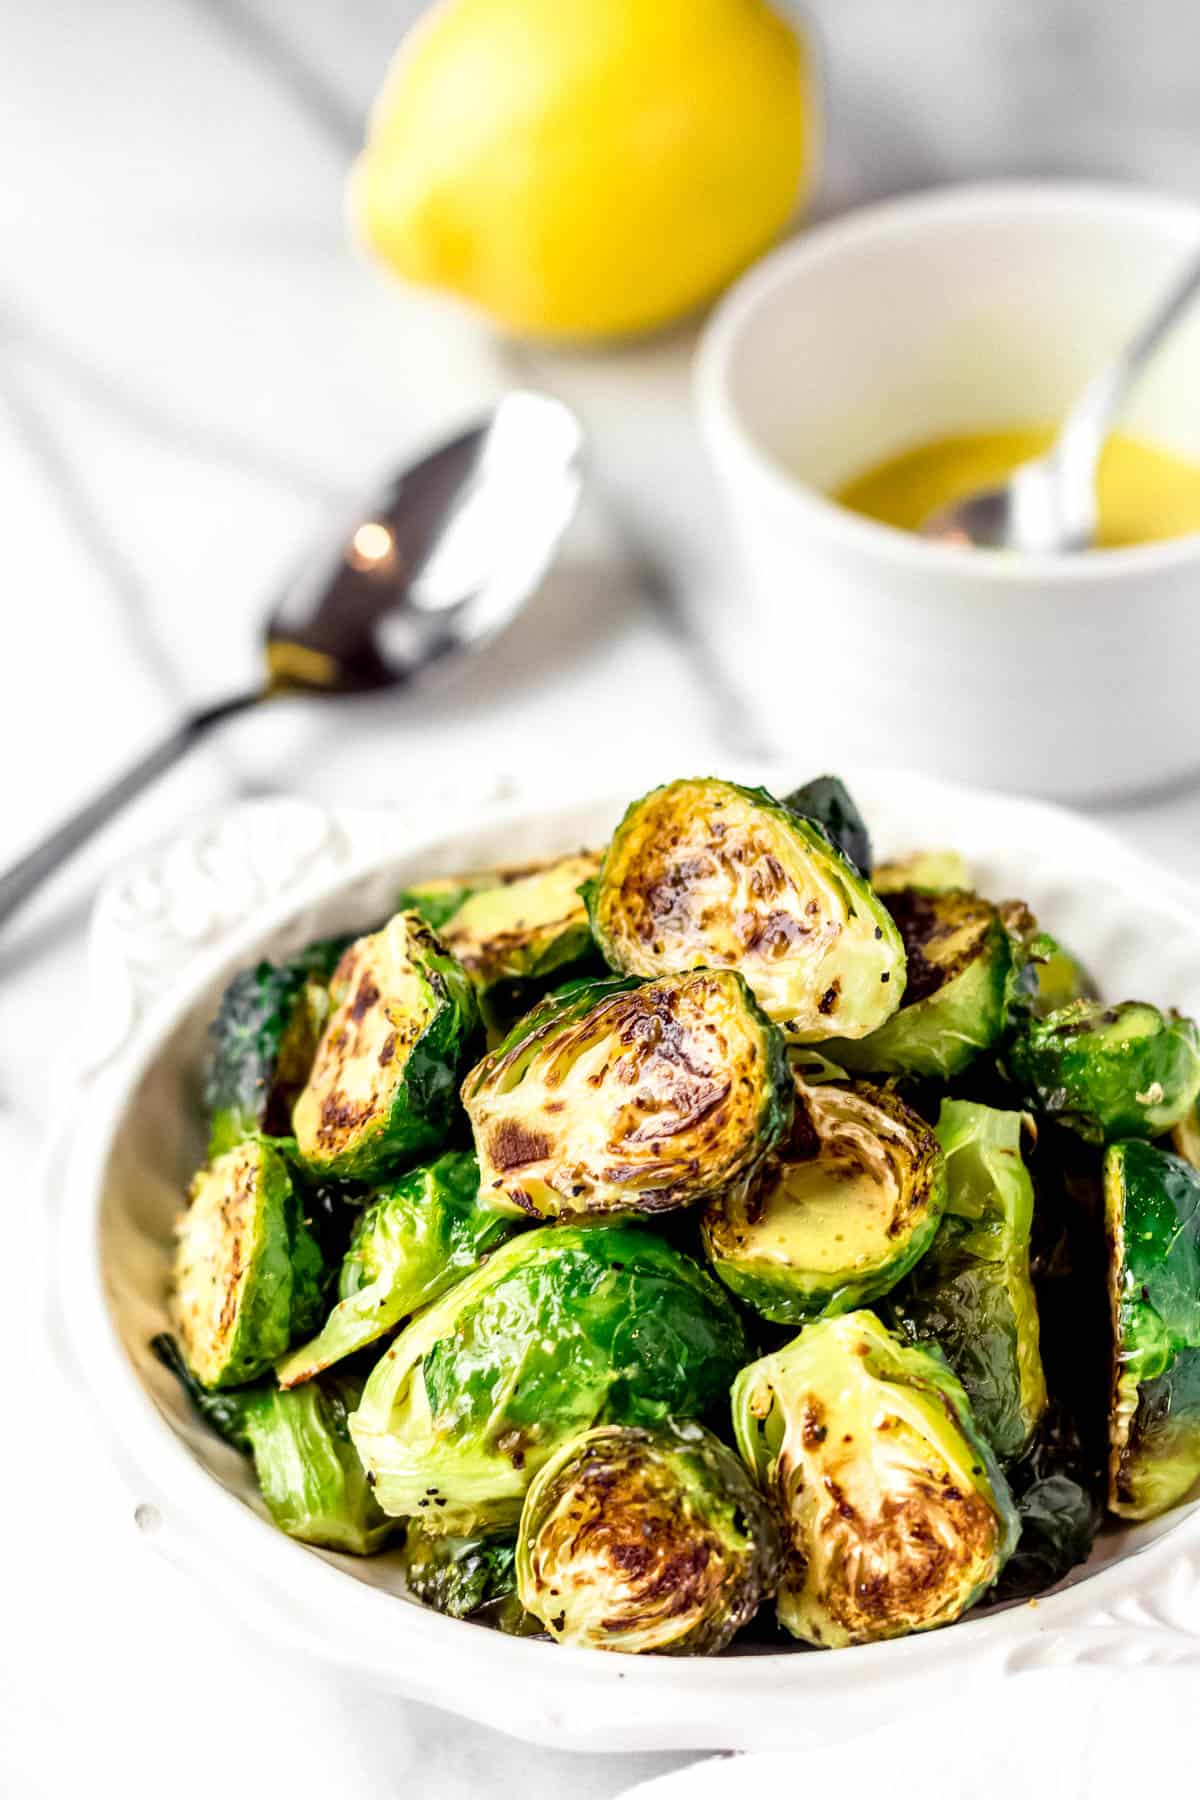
[921,245,1200,550]
[0,390,584,927]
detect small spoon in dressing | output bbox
[0,391,583,927]
[921,245,1200,551]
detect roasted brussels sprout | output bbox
[733,1311,1017,1646]
[826,888,1013,1079]
[889,1101,1047,1461]
[1106,1140,1200,1519]
[400,1523,534,1633]
[1027,938,1098,1019]
[203,938,349,1157]
[516,1420,782,1654]
[276,1151,514,1388]
[872,850,970,895]
[782,774,872,878]
[173,1138,325,1389]
[395,875,492,932]
[153,1336,392,1553]
[349,1223,746,1534]
[292,912,480,1180]
[438,852,600,998]
[462,970,792,1220]
[1008,1000,1200,1144]
[587,778,905,1043]
[701,1079,945,1323]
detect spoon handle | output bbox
[0,690,264,929]
[1060,244,1200,464]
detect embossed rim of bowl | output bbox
[54,771,1200,1752]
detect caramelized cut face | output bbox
[733,1312,1014,1647]
[590,779,905,1042]
[517,1421,782,1655]
[463,970,792,1219]
[439,852,600,987]
[884,888,997,1004]
[174,1139,294,1389]
[295,921,435,1168]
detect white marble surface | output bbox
[7,2,1200,1795]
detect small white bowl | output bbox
[51,779,1200,1752]
[696,182,1200,802]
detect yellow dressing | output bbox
[835,427,1200,548]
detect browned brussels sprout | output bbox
[701,1079,945,1323]
[516,1420,782,1654]
[587,778,905,1042]
[826,888,1013,1079]
[203,938,350,1157]
[462,970,792,1220]
[292,912,480,1180]
[173,1138,325,1389]
[733,1311,1018,1647]
[438,853,599,992]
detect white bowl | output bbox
[53,775,1200,1753]
[696,182,1200,802]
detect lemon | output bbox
[351,0,819,340]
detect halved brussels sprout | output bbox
[1106,1140,1200,1519]
[438,852,600,994]
[587,778,905,1043]
[400,1523,534,1633]
[1027,938,1099,1019]
[825,888,1013,1079]
[783,774,872,878]
[872,850,970,895]
[733,1311,1017,1647]
[153,1336,392,1553]
[701,1080,945,1323]
[889,1101,1047,1462]
[462,970,792,1220]
[173,1138,325,1389]
[203,938,349,1158]
[349,1224,746,1535]
[395,874,493,932]
[1008,1000,1200,1144]
[516,1420,782,1655]
[276,1151,515,1388]
[292,911,480,1180]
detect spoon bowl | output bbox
[265,392,584,693]
[919,446,1097,552]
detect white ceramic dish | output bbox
[53,772,1200,1754]
[696,182,1200,802]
